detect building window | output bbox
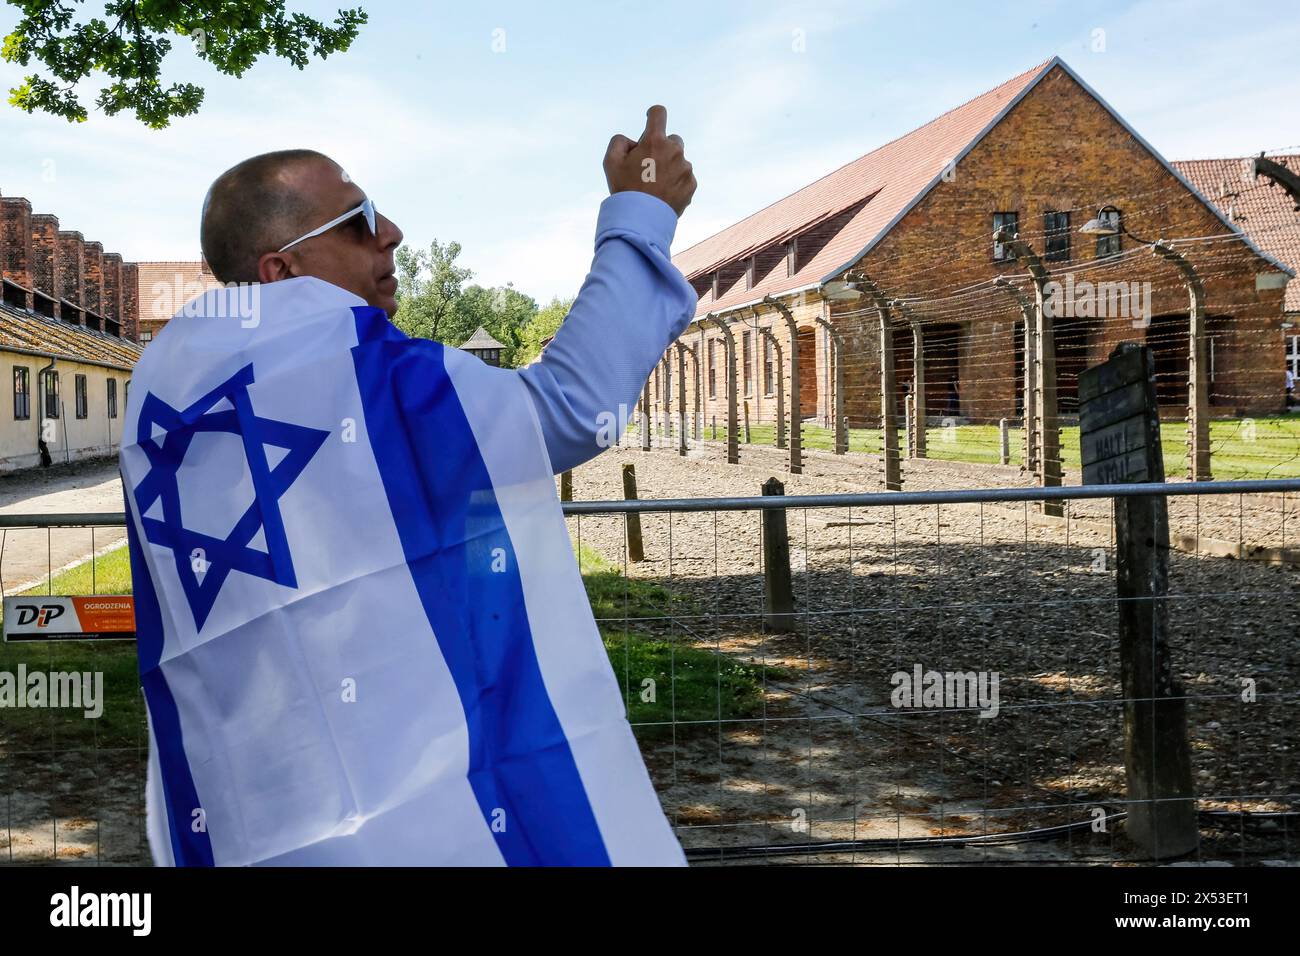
[107,378,118,419]
[707,339,717,399]
[75,374,88,419]
[1287,334,1299,379]
[993,212,1018,261]
[44,371,59,420]
[763,334,775,396]
[1096,208,1122,258]
[141,330,153,343]
[786,239,798,277]
[742,331,753,396]
[1044,211,1070,262]
[653,365,659,400]
[13,367,30,420]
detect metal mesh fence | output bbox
[1,477,1297,865]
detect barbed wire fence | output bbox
[653,176,1300,490]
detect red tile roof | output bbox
[673,58,1293,321]
[1172,156,1300,312]
[135,260,220,326]
[673,59,1054,318]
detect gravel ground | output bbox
[569,437,1300,865]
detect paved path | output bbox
[0,458,126,595]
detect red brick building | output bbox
[1,192,140,339]
[1,188,143,470]
[134,260,222,344]
[655,58,1292,452]
[1173,154,1300,383]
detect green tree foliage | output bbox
[392,239,472,343]
[3,1,367,128]
[453,284,536,367]
[516,297,574,366]
[393,238,573,369]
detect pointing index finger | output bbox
[641,104,667,143]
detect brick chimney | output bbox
[83,239,103,326]
[56,230,85,322]
[102,252,123,333]
[29,214,62,318]
[1,195,34,310]
[121,261,140,341]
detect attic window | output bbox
[2,280,26,310]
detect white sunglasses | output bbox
[278,198,378,252]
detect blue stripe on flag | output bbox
[350,306,610,866]
[124,487,215,867]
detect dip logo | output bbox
[13,603,66,628]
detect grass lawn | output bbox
[1,541,779,755]
[0,545,142,753]
[577,544,784,736]
[696,415,1300,479]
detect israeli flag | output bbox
[120,277,684,866]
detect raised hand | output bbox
[603,105,697,217]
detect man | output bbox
[121,107,697,866]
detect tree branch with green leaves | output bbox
[3,0,367,128]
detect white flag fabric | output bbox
[120,276,684,866]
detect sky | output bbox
[1,0,1298,303]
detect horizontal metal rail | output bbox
[0,512,130,529]
[560,478,1300,514]
[1,479,1297,527]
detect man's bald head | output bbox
[199,148,404,314]
[200,149,337,283]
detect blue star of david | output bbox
[132,363,329,631]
